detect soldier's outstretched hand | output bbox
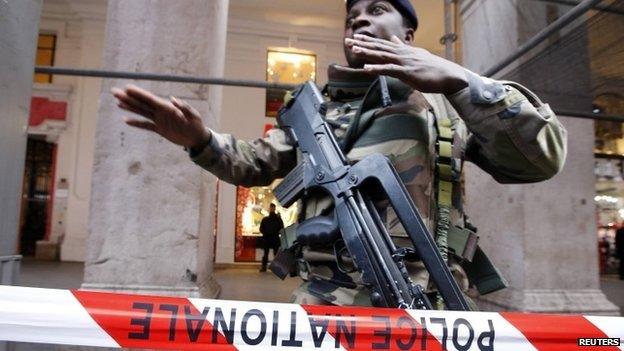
[345,34,469,95]
[111,84,211,151]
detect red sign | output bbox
[29,97,67,126]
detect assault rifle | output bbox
[274,81,469,311]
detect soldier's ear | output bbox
[404,28,414,43]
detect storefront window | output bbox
[592,93,624,275]
[595,159,624,274]
[593,94,624,156]
[265,48,316,117]
[234,179,298,262]
[232,48,315,262]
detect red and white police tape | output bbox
[0,285,622,350]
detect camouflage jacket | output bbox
[191,64,567,305]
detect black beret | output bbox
[346,0,418,30]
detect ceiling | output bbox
[44,0,447,55]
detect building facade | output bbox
[16,0,621,313]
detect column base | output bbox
[477,288,621,316]
[81,275,221,298]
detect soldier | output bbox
[112,0,567,307]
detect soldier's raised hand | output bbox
[345,34,468,95]
[111,85,211,151]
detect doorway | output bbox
[19,137,56,256]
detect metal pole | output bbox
[0,254,21,351]
[530,0,624,16]
[483,0,604,77]
[594,152,624,160]
[35,66,624,123]
[0,255,21,285]
[443,0,456,61]
[554,109,624,123]
[34,66,298,90]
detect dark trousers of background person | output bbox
[261,243,280,271]
[620,255,624,279]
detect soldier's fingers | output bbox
[117,101,154,120]
[123,117,157,132]
[112,87,151,110]
[170,96,200,120]
[351,46,400,64]
[112,87,137,107]
[345,38,396,53]
[363,63,407,78]
[354,33,401,48]
[124,84,170,110]
[113,88,155,118]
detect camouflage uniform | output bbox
[191,64,567,306]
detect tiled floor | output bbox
[10,259,303,351]
[16,258,624,312]
[601,274,624,314]
[17,258,301,303]
[213,266,302,303]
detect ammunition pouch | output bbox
[280,224,298,249]
[461,246,508,295]
[448,226,507,295]
[270,225,301,280]
[269,247,298,280]
[448,226,479,262]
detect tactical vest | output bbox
[282,73,506,297]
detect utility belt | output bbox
[274,220,505,296]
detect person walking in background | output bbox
[599,236,609,275]
[259,203,283,272]
[616,223,624,280]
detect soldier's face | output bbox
[344,0,414,68]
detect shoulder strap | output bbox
[433,114,455,265]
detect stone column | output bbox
[459,0,619,314]
[83,0,229,298]
[0,0,42,257]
